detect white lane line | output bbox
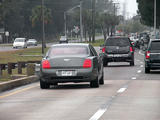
[132,77,137,80]
[140,65,143,68]
[89,108,107,120]
[140,62,143,64]
[139,50,144,56]
[117,88,127,93]
[137,70,142,73]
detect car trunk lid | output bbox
[48,56,88,69]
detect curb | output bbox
[0,75,38,92]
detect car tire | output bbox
[40,79,50,89]
[145,67,150,73]
[53,83,58,86]
[103,60,108,67]
[99,72,104,85]
[130,61,134,66]
[90,77,99,88]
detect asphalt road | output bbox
[0,49,160,120]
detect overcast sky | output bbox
[116,0,138,18]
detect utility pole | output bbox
[41,0,45,54]
[64,12,67,37]
[112,2,119,36]
[154,0,156,38]
[92,0,95,42]
[80,0,83,42]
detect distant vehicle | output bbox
[101,36,134,66]
[13,38,27,49]
[27,39,37,46]
[59,36,68,43]
[145,39,160,73]
[38,43,104,89]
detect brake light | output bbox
[83,59,92,68]
[146,51,150,59]
[130,47,133,52]
[102,47,106,53]
[42,60,51,69]
[131,42,134,46]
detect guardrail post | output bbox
[8,63,12,74]
[18,62,22,74]
[27,63,35,76]
[0,67,2,77]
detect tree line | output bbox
[0,0,120,43]
[137,0,160,28]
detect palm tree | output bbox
[30,5,52,28]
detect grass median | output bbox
[0,47,49,64]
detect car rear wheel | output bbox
[145,67,150,73]
[53,83,58,86]
[130,61,134,66]
[40,79,50,89]
[99,72,104,85]
[90,77,99,88]
[103,60,108,67]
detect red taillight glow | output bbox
[146,51,150,59]
[83,59,92,68]
[102,47,106,53]
[130,47,133,52]
[42,60,51,69]
[131,42,134,45]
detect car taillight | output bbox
[102,47,106,53]
[131,42,134,46]
[130,47,133,52]
[146,51,150,59]
[42,60,51,69]
[83,59,92,68]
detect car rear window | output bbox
[105,38,130,46]
[150,41,160,50]
[49,46,89,56]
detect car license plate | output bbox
[114,54,122,57]
[61,71,73,76]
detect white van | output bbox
[13,38,27,49]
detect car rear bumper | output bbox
[39,68,97,83]
[145,61,160,69]
[103,53,133,62]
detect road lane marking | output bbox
[117,88,127,93]
[89,80,132,120]
[0,85,37,99]
[139,50,144,56]
[89,108,107,120]
[140,65,143,68]
[89,96,115,120]
[131,77,137,80]
[137,70,142,73]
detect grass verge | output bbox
[84,39,104,46]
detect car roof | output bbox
[51,43,89,47]
[107,36,129,39]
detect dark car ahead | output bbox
[145,39,160,73]
[101,36,134,66]
[38,43,104,89]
